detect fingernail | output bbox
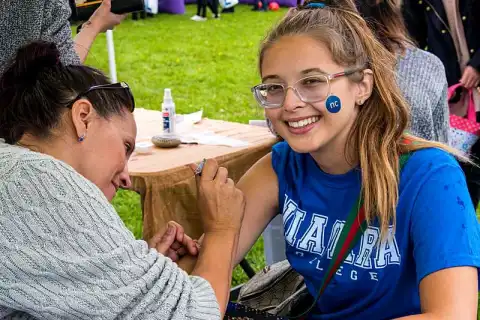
[167,225,174,235]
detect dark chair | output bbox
[240,258,256,279]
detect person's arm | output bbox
[395,267,478,320]
[431,69,450,144]
[394,154,480,319]
[73,21,102,63]
[187,159,246,316]
[402,0,428,49]
[233,153,280,265]
[178,153,280,273]
[461,50,480,88]
[192,231,239,316]
[41,0,81,65]
[174,232,238,315]
[74,0,126,63]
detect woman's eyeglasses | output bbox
[251,68,364,109]
[68,82,135,112]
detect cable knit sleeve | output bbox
[432,79,450,144]
[41,0,81,66]
[0,144,220,320]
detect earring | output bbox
[357,100,364,105]
[78,133,86,142]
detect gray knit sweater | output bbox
[0,0,81,75]
[0,141,220,319]
[396,47,450,143]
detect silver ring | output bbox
[194,159,206,176]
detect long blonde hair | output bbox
[259,0,460,239]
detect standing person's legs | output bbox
[192,0,208,20]
[200,0,207,18]
[261,0,267,10]
[196,0,207,17]
[197,0,202,15]
[201,0,208,17]
[207,0,219,17]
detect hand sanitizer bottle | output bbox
[162,88,176,134]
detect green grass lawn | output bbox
[84,4,288,286]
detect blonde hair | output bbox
[259,0,461,239]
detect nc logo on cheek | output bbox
[326,95,342,113]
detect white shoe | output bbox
[191,15,207,21]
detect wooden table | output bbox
[128,109,277,240]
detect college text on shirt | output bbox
[283,195,401,282]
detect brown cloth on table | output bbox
[129,109,277,240]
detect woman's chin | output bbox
[281,130,326,154]
[102,186,117,202]
[288,142,322,154]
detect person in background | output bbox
[402,0,479,90]
[252,0,268,11]
[0,0,125,75]
[355,0,449,143]
[0,41,246,319]
[402,0,480,207]
[191,0,220,21]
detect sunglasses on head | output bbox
[68,82,135,112]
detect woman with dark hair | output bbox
[355,0,450,144]
[0,41,245,319]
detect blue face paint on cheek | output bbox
[326,95,342,113]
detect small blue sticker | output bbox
[326,95,341,113]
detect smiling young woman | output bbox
[224,0,480,318]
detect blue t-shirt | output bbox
[272,142,480,319]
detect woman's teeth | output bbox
[287,116,320,128]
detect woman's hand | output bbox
[88,0,127,33]
[148,221,199,262]
[188,159,246,316]
[74,0,127,62]
[189,159,246,235]
[460,66,480,89]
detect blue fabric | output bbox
[272,141,480,319]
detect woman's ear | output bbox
[355,69,374,105]
[70,99,96,140]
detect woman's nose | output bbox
[119,164,132,189]
[283,87,305,112]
